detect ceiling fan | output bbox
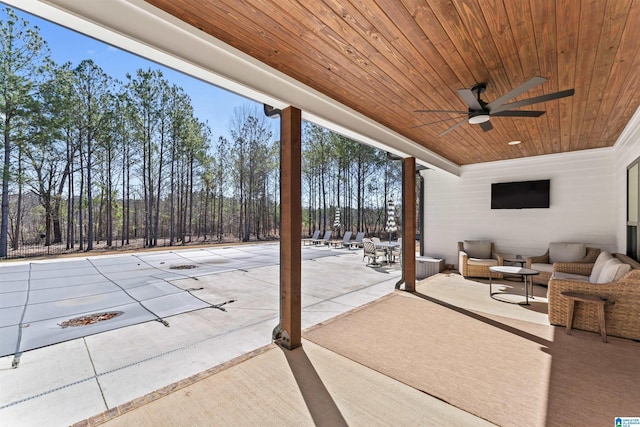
[414,77,575,136]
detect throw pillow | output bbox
[549,242,586,263]
[596,258,631,283]
[589,251,613,283]
[463,240,492,259]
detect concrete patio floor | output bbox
[0,243,403,427]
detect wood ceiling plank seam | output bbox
[478,0,527,87]
[327,0,484,139]
[306,0,439,119]
[165,3,416,137]
[501,0,545,155]
[384,0,460,84]
[586,0,639,148]
[555,0,580,152]
[586,2,626,146]
[278,0,438,142]
[403,0,478,85]
[577,0,634,148]
[199,0,415,135]
[255,0,424,124]
[143,0,640,165]
[310,0,490,163]
[347,0,468,127]
[511,115,544,157]
[335,0,487,154]
[502,1,541,80]
[594,20,640,147]
[440,1,512,161]
[377,0,485,151]
[458,2,552,162]
[452,0,514,105]
[530,0,560,154]
[427,0,492,85]
[568,0,607,151]
[397,0,508,162]
[470,0,529,158]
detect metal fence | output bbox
[0,234,244,261]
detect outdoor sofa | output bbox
[526,242,601,286]
[547,252,640,341]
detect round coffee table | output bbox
[489,266,539,305]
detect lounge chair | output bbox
[302,230,320,246]
[331,230,352,248]
[349,232,365,250]
[313,230,332,245]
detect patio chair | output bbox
[302,230,320,246]
[337,230,353,248]
[390,237,402,263]
[313,230,332,245]
[349,231,365,249]
[363,238,386,266]
[458,240,504,279]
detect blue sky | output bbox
[8,5,278,143]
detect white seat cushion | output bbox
[589,251,613,282]
[596,259,631,283]
[467,258,498,267]
[531,263,554,273]
[463,240,492,259]
[552,271,590,282]
[549,242,586,263]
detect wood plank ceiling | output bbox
[146,0,640,166]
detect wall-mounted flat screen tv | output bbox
[491,179,550,209]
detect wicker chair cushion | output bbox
[597,258,631,283]
[589,251,613,282]
[548,242,586,263]
[552,271,590,281]
[467,258,498,266]
[531,263,554,273]
[463,240,492,259]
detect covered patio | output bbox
[3,1,640,426]
[74,273,640,426]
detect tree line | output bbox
[0,7,401,259]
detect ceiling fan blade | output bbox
[479,121,493,132]
[486,76,547,111]
[438,118,468,136]
[457,88,483,110]
[410,115,467,129]
[492,110,546,117]
[414,109,468,114]
[490,89,575,114]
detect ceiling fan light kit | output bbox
[415,77,575,136]
[468,112,490,124]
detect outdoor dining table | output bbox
[375,241,400,263]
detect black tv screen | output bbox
[491,179,550,209]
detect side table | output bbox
[561,291,614,343]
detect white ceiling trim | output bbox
[5,0,460,176]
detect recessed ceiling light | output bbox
[508,140,522,145]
